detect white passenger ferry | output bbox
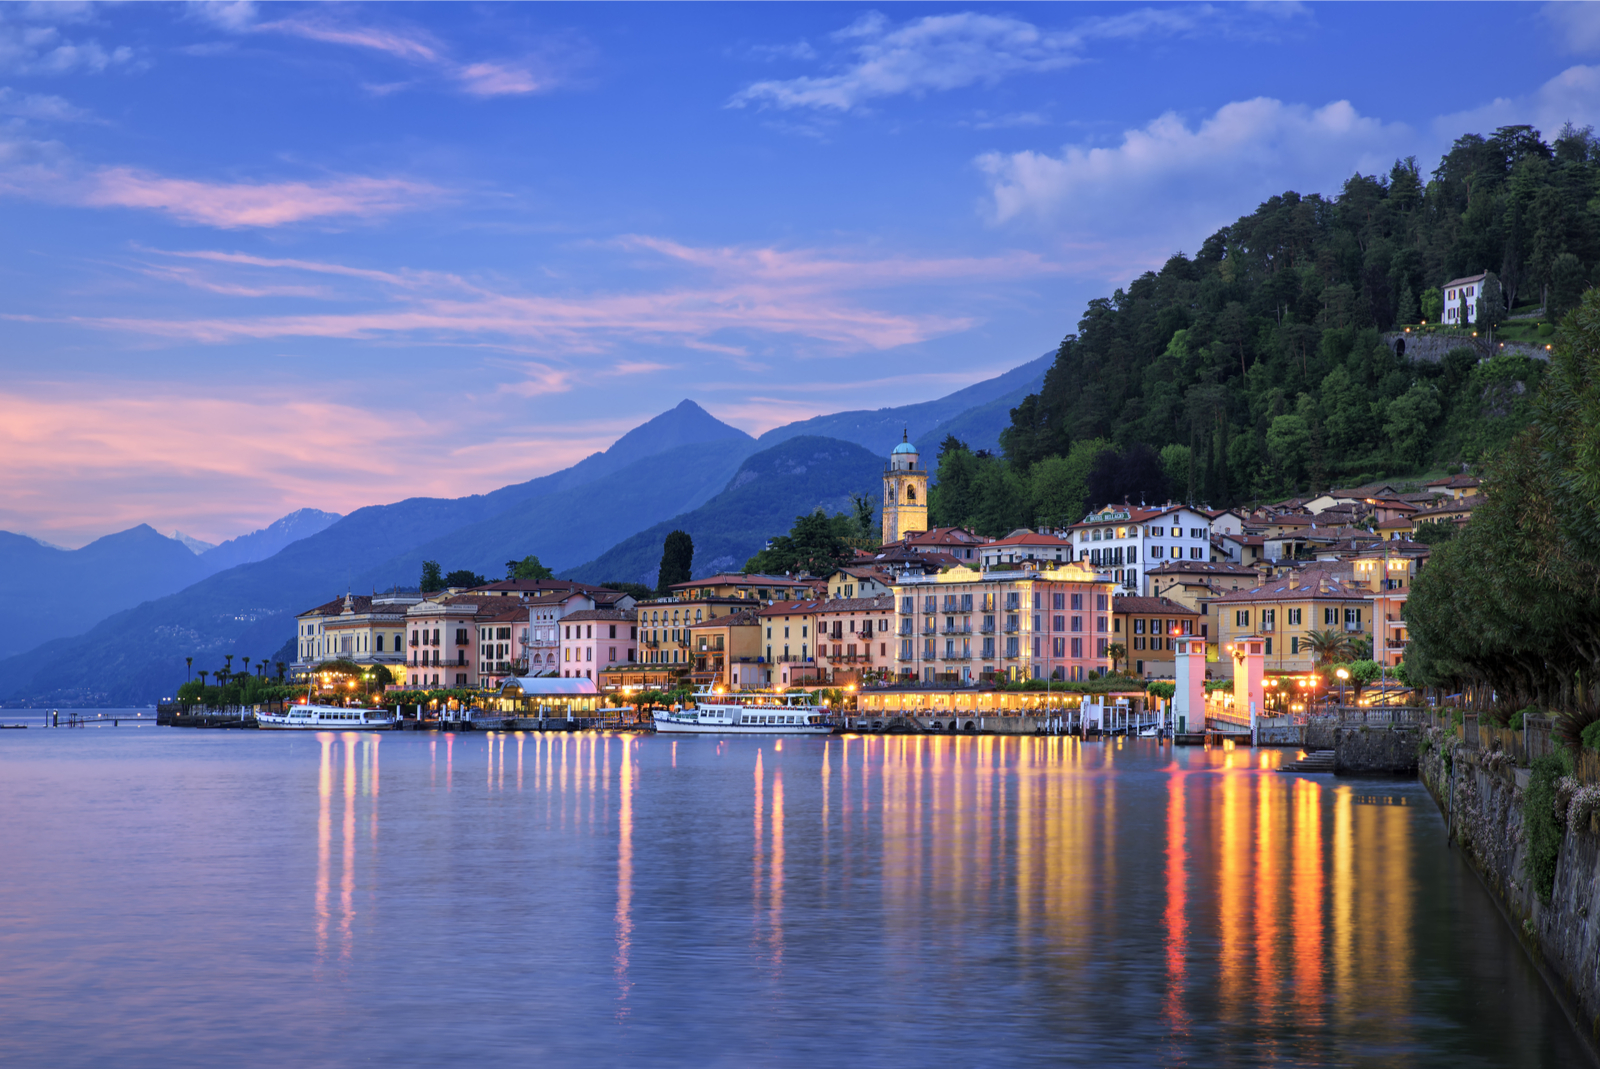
[257,703,396,731]
[652,687,834,735]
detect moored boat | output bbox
[652,686,834,735]
[257,703,397,731]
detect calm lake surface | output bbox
[0,726,1589,1067]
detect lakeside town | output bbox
[239,435,1480,724]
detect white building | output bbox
[1066,504,1219,596]
[1443,272,1487,325]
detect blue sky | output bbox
[2,1,1596,546]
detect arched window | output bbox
[888,486,896,503]
[907,485,916,503]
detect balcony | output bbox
[942,652,972,661]
[896,653,916,662]
[941,626,972,635]
[979,624,996,634]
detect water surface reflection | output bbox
[0,731,1587,1067]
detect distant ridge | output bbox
[756,350,1051,455]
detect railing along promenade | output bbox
[1435,711,1600,784]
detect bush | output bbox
[1146,681,1176,700]
[1581,720,1600,751]
[1538,322,1555,337]
[1523,753,1573,901]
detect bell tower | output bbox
[881,430,928,544]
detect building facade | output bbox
[891,562,1116,684]
[557,608,637,679]
[1111,595,1201,678]
[1068,504,1217,595]
[1209,577,1374,679]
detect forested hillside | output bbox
[932,123,1598,535]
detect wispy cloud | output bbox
[81,168,441,228]
[52,239,1059,358]
[0,122,443,228]
[729,7,1295,113]
[199,7,554,98]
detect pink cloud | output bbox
[83,168,439,228]
[457,62,542,97]
[251,16,545,97]
[67,237,1031,353]
[0,384,622,546]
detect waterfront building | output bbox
[476,602,528,688]
[557,608,636,680]
[1066,503,1218,595]
[892,562,1115,684]
[759,599,823,687]
[520,586,635,674]
[811,594,894,686]
[1208,575,1373,679]
[292,590,421,684]
[1111,595,1201,679]
[406,594,503,689]
[635,595,750,679]
[881,433,929,544]
[687,608,764,690]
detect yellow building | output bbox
[688,608,765,689]
[1210,576,1373,678]
[668,574,821,602]
[891,561,1116,684]
[1348,547,1428,667]
[293,591,419,684]
[881,433,928,544]
[1111,595,1201,678]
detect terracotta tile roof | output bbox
[758,599,829,617]
[1211,578,1369,604]
[1147,560,1259,576]
[814,595,894,614]
[689,609,762,629]
[985,530,1074,547]
[1112,595,1199,616]
[560,608,635,622]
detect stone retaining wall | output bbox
[1333,724,1419,773]
[1422,730,1600,1051]
[1382,332,1548,363]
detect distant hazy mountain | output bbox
[756,350,1051,455]
[0,402,756,706]
[0,525,211,662]
[0,509,349,663]
[201,509,342,571]
[564,436,883,587]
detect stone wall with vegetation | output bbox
[1421,725,1600,1048]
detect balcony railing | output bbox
[941,626,972,635]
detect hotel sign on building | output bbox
[891,561,1116,684]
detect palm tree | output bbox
[242,656,251,676]
[224,654,234,676]
[197,671,209,688]
[1304,628,1351,668]
[185,656,193,681]
[275,661,286,683]
[1108,641,1128,676]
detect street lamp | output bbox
[1336,666,1350,707]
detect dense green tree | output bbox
[507,555,554,581]
[443,569,485,588]
[743,511,853,576]
[656,529,694,594]
[420,560,444,593]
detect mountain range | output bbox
[0,353,1047,705]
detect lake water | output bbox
[0,726,1589,1067]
